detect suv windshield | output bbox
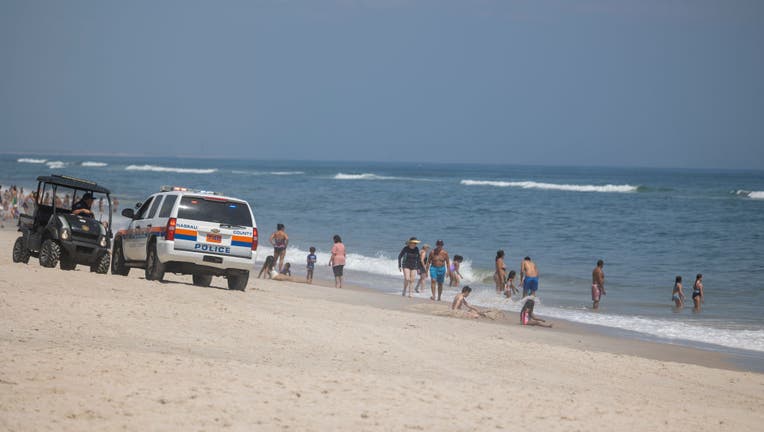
[177,196,252,227]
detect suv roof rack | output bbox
[160,185,221,195]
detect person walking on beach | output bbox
[329,235,346,288]
[494,250,507,294]
[692,274,704,312]
[269,223,289,272]
[306,247,317,284]
[672,276,685,309]
[521,256,539,297]
[592,260,606,310]
[398,237,421,297]
[414,244,430,293]
[427,240,451,301]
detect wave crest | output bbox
[735,190,764,200]
[17,158,47,164]
[334,173,397,181]
[461,179,639,193]
[126,165,217,174]
[46,161,67,169]
[81,161,108,167]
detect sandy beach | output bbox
[0,229,762,431]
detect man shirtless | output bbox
[427,239,451,301]
[521,256,539,297]
[592,260,606,310]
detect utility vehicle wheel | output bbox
[60,253,77,270]
[227,271,249,291]
[12,237,30,264]
[192,274,213,287]
[145,244,165,281]
[91,252,110,274]
[39,239,61,268]
[111,240,130,276]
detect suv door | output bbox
[123,197,154,261]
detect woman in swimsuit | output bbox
[414,244,430,293]
[692,273,704,312]
[269,223,289,273]
[449,255,464,287]
[671,275,685,309]
[493,250,506,294]
[398,237,421,297]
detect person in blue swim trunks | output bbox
[521,256,539,297]
[427,239,452,301]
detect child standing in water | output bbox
[449,255,464,287]
[306,247,317,284]
[504,270,518,298]
[672,276,685,309]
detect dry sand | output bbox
[1,230,762,431]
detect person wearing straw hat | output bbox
[398,237,421,298]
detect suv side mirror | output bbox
[121,208,135,219]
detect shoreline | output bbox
[2,228,763,431]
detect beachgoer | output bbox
[504,270,519,298]
[521,256,539,297]
[451,286,483,318]
[306,247,317,284]
[272,263,294,281]
[280,262,292,276]
[592,259,606,310]
[520,299,552,327]
[398,237,421,297]
[414,244,430,293]
[427,239,451,301]
[672,276,685,309]
[71,193,95,217]
[692,274,704,312]
[257,255,275,279]
[112,197,119,213]
[329,234,346,288]
[449,255,464,287]
[494,250,507,294]
[269,224,289,272]
[98,197,104,213]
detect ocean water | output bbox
[2,155,763,355]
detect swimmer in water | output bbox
[520,299,552,328]
[671,275,685,309]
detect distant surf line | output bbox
[461,179,640,193]
[125,164,217,174]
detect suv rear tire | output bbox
[145,243,165,281]
[111,239,130,276]
[91,252,110,274]
[12,237,30,264]
[227,271,249,291]
[39,239,61,268]
[192,274,213,287]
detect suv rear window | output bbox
[177,196,252,227]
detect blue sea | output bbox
[3,155,763,358]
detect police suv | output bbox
[112,186,258,290]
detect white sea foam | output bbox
[333,173,432,182]
[17,158,47,164]
[46,161,67,169]
[736,190,764,200]
[270,171,305,176]
[125,165,217,174]
[81,161,108,167]
[461,179,638,193]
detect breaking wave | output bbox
[17,158,47,164]
[81,161,108,167]
[333,173,432,182]
[270,171,305,176]
[46,161,67,169]
[461,179,639,193]
[125,165,217,174]
[735,190,764,200]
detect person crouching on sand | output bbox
[452,286,483,319]
[520,299,552,327]
[258,255,275,279]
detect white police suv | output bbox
[112,186,258,290]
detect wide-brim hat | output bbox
[407,236,421,244]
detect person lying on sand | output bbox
[451,286,485,319]
[520,299,552,328]
[272,263,295,281]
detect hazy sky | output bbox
[1,0,762,169]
